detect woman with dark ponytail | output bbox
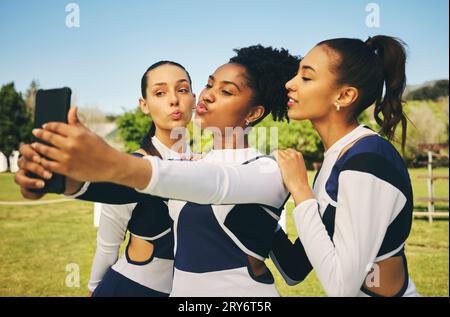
[276,35,419,296]
[138,61,193,159]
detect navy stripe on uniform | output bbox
[224,203,280,259]
[269,229,313,285]
[175,203,248,273]
[92,267,169,297]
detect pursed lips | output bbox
[196,101,208,114]
[170,110,183,119]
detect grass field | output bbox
[0,168,448,297]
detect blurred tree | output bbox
[24,80,39,115]
[0,82,34,168]
[395,100,448,166]
[406,80,449,101]
[255,116,323,168]
[116,107,152,152]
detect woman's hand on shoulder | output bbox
[273,149,314,205]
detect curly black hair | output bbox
[229,45,300,124]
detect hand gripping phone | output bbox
[30,87,71,194]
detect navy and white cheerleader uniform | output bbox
[136,147,293,296]
[66,136,189,296]
[292,125,419,297]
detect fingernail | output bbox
[42,124,47,129]
[31,143,37,148]
[43,171,52,179]
[32,129,39,135]
[37,181,45,188]
[33,156,41,163]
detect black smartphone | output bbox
[30,87,72,194]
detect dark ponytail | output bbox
[318,35,408,151]
[366,36,408,151]
[140,121,161,158]
[139,60,192,158]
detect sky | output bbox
[0,0,448,114]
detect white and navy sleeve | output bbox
[136,156,288,208]
[66,153,150,205]
[269,225,313,286]
[66,181,152,205]
[88,203,134,292]
[64,182,91,199]
[293,154,407,296]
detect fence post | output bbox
[427,150,434,223]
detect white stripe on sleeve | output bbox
[136,156,288,208]
[88,203,134,292]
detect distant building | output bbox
[0,152,8,172]
[88,123,124,151]
[9,151,19,173]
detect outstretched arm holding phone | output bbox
[15,107,151,196]
[18,106,292,207]
[30,107,152,189]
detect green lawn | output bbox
[0,168,448,297]
[0,173,61,201]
